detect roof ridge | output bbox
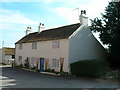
[43,23,80,32]
[16,23,80,44]
[29,23,80,34]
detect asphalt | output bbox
[0,65,119,88]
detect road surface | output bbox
[0,65,119,88]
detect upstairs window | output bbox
[19,44,23,49]
[52,40,60,48]
[32,42,37,49]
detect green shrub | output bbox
[24,63,29,69]
[16,64,23,68]
[35,68,40,72]
[51,69,55,73]
[44,69,50,72]
[60,71,68,76]
[20,64,24,68]
[44,69,51,72]
[44,69,60,74]
[31,67,36,70]
[70,59,108,77]
[55,72,60,74]
[24,59,29,69]
[44,69,55,73]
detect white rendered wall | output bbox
[4,55,12,64]
[15,39,69,72]
[69,25,106,64]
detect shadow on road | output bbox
[1,66,70,88]
[2,66,24,88]
[1,66,119,89]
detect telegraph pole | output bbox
[2,41,4,64]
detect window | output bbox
[19,44,23,49]
[32,42,37,49]
[52,40,60,48]
[52,59,59,68]
[18,56,22,62]
[31,57,35,67]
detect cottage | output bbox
[15,12,105,73]
[2,47,15,64]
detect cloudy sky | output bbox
[0,0,111,48]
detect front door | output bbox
[40,58,44,72]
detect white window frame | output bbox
[19,44,23,49]
[52,40,60,48]
[31,57,35,67]
[18,56,22,62]
[52,59,59,68]
[32,42,37,49]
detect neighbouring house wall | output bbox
[69,25,106,65]
[4,55,12,64]
[15,39,69,72]
[0,49,2,64]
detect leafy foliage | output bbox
[70,60,108,77]
[90,2,120,70]
[16,64,24,68]
[60,71,68,76]
[44,69,60,74]
[35,68,40,72]
[44,69,55,73]
[24,59,29,69]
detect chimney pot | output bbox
[42,24,44,26]
[38,23,45,33]
[79,10,88,25]
[26,26,32,35]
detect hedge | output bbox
[70,59,108,77]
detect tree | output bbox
[90,1,120,70]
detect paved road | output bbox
[0,65,119,88]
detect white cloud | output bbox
[0,9,38,31]
[1,0,55,2]
[53,7,79,24]
[82,0,111,18]
[0,9,38,48]
[0,9,37,25]
[51,0,111,25]
[0,8,12,13]
[1,0,90,2]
